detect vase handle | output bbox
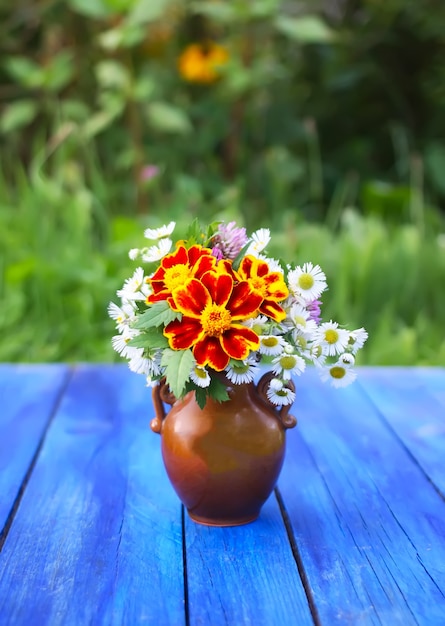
[256,372,297,429]
[150,378,177,434]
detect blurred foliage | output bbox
[1,0,445,365]
[2,0,445,224]
[1,148,444,365]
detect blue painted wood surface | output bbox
[0,365,444,625]
[0,364,69,532]
[0,365,184,626]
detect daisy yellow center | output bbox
[330,366,346,379]
[194,367,208,379]
[296,336,307,349]
[325,329,339,344]
[295,316,306,326]
[298,273,314,290]
[262,336,279,347]
[201,304,232,336]
[163,265,191,291]
[280,356,297,370]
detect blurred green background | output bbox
[1,0,444,365]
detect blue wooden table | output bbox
[0,364,444,625]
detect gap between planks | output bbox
[274,487,322,626]
[0,367,74,552]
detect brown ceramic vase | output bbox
[151,372,296,527]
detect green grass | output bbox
[1,153,444,365]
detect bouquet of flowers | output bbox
[109,220,367,408]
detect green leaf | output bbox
[275,15,334,44]
[127,0,175,25]
[147,102,192,135]
[127,328,168,349]
[232,241,253,271]
[208,376,230,403]
[161,349,194,398]
[185,218,205,244]
[68,0,112,18]
[0,100,37,134]
[133,301,180,329]
[5,57,43,88]
[192,386,207,410]
[95,60,131,90]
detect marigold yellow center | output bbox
[298,273,314,290]
[201,304,232,336]
[325,329,339,344]
[330,366,346,379]
[163,265,191,292]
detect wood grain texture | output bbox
[0,364,69,532]
[278,368,445,626]
[358,367,445,496]
[184,494,314,626]
[0,365,184,626]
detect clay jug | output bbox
[151,372,296,527]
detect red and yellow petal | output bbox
[193,336,230,371]
[162,245,188,269]
[220,325,260,360]
[259,299,287,322]
[261,273,289,299]
[200,271,233,306]
[193,254,216,279]
[164,317,204,350]
[228,282,262,319]
[173,279,210,318]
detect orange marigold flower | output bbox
[237,256,289,322]
[178,42,228,84]
[147,244,216,308]
[164,271,262,371]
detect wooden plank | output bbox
[0,364,69,533]
[184,494,315,626]
[278,368,445,626]
[0,365,185,626]
[413,367,445,407]
[358,367,445,496]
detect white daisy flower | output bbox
[190,365,211,388]
[107,301,136,331]
[266,380,296,406]
[272,353,306,380]
[141,238,173,263]
[129,248,140,260]
[117,267,146,301]
[348,328,368,353]
[128,354,158,376]
[258,334,285,356]
[338,352,355,367]
[320,364,357,388]
[225,358,260,385]
[315,321,349,356]
[287,304,317,338]
[246,228,271,256]
[111,335,141,359]
[144,221,176,240]
[306,342,327,366]
[287,262,327,302]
